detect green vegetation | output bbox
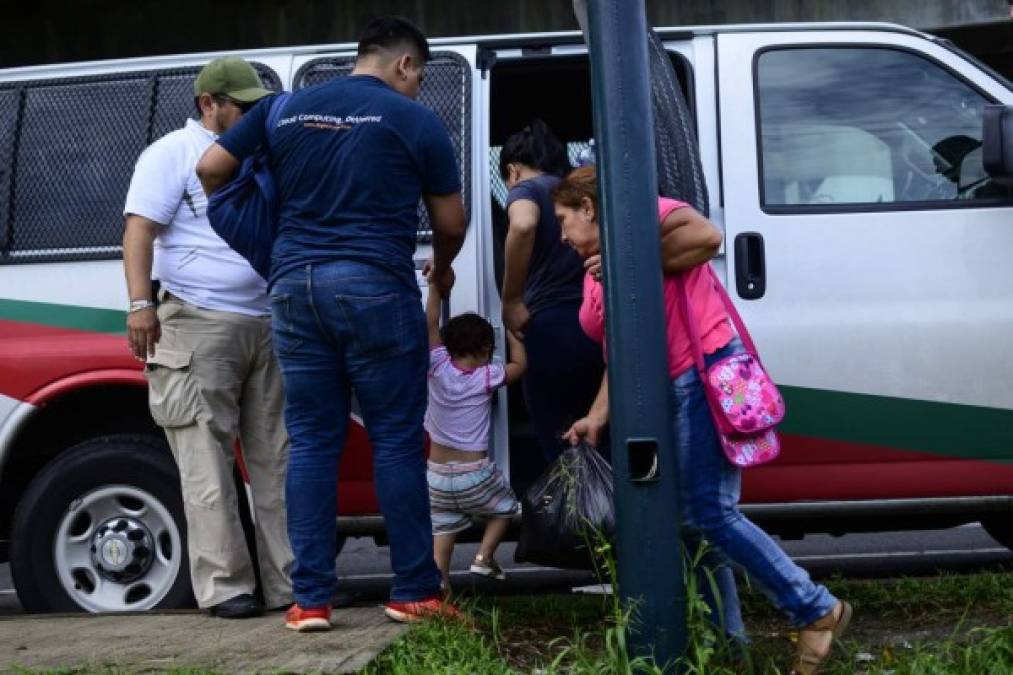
[364,569,1013,674]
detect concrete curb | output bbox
[1,607,406,673]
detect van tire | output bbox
[982,517,1013,552]
[10,434,195,613]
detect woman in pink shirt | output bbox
[552,166,850,675]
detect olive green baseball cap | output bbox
[193,57,271,102]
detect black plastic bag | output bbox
[514,443,615,570]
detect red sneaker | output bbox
[285,604,332,632]
[383,594,464,624]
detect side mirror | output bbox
[983,104,1013,185]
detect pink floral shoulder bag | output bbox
[676,265,784,467]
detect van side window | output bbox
[0,64,280,264]
[0,90,18,252]
[15,78,151,254]
[757,47,1013,210]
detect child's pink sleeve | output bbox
[429,345,450,375]
[484,363,507,392]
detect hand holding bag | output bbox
[514,442,615,570]
[676,265,784,467]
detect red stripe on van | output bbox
[742,433,1013,503]
[0,318,138,401]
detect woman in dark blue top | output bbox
[500,120,605,461]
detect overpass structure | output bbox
[2,0,1011,73]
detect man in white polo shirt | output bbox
[121,57,293,619]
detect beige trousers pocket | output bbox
[146,348,200,427]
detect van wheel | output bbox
[10,434,195,613]
[982,518,1013,552]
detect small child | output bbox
[424,275,526,590]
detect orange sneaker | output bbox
[285,604,332,632]
[382,594,464,624]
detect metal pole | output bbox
[585,0,687,669]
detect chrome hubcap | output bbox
[90,516,154,583]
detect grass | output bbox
[363,569,1013,674]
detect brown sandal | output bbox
[790,600,853,675]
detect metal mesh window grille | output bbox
[0,89,18,252]
[293,52,472,240]
[0,62,280,265]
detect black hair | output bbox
[357,16,432,63]
[499,119,571,180]
[440,313,495,360]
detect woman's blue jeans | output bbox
[270,261,442,608]
[672,339,837,631]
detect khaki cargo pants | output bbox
[145,295,293,608]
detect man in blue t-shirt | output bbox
[197,16,466,632]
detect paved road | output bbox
[2,524,1010,615]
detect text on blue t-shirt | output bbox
[217,75,462,289]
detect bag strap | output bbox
[675,270,708,375]
[704,265,759,356]
[675,264,763,375]
[263,92,291,149]
[247,93,291,203]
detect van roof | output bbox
[0,21,930,78]
[459,21,928,48]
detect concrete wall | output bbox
[1,0,1009,69]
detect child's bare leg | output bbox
[477,516,511,561]
[434,532,457,590]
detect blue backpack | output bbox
[207,92,291,281]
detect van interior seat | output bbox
[763,123,894,205]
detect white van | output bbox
[1,21,1012,613]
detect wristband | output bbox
[129,299,155,313]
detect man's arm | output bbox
[196,143,241,197]
[501,199,539,335]
[197,95,271,196]
[659,206,723,274]
[122,215,161,360]
[424,191,467,297]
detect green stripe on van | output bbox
[780,385,1013,463]
[0,298,125,335]
[1,297,1010,463]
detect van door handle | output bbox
[734,232,766,300]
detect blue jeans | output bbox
[270,261,442,607]
[673,339,837,629]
